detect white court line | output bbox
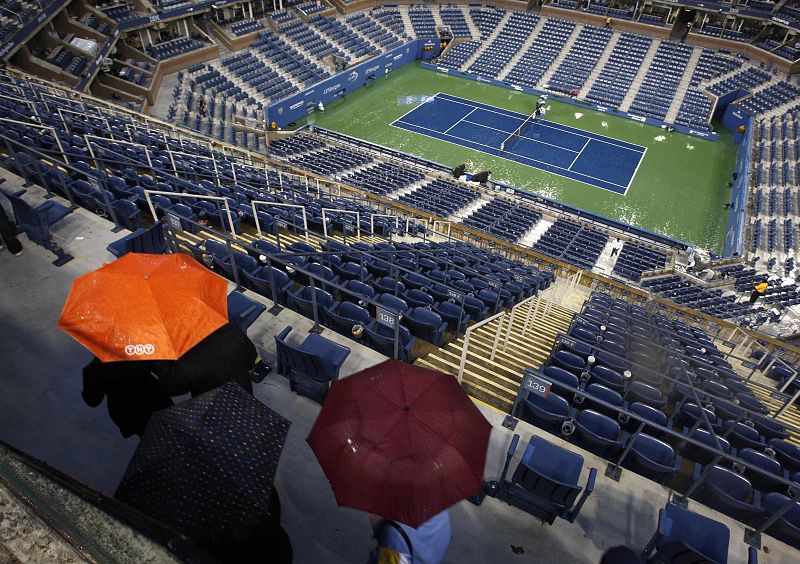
[625,145,647,192]
[389,92,443,126]
[393,118,632,193]
[444,107,477,135]
[461,119,580,154]
[435,93,646,154]
[568,139,591,171]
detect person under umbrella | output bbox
[307,360,492,563]
[82,356,173,438]
[152,321,260,397]
[115,382,292,563]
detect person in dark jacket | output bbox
[153,322,259,397]
[0,200,23,256]
[82,357,173,438]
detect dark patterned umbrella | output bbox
[115,382,290,539]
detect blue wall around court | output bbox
[419,63,720,141]
[722,115,753,257]
[267,40,437,128]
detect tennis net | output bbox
[499,110,537,152]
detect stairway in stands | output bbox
[618,39,662,112]
[416,283,587,412]
[459,10,513,71]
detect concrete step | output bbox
[460,4,481,39]
[618,38,661,112]
[665,47,702,123]
[389,178,429,199]
[539,23,585,86]
[578,30,621,100]
[519,216,554,247]
[449,194,492,222]
[398,6,416,37]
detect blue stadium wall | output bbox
[721,104,754,258]
[267,40,439,127]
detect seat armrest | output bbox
[276,325,292,341]
[568,467,597,523]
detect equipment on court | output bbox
[500,104,541,152]
[472,171,491,185]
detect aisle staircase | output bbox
[416,288,583,412]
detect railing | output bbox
[4,65,800,360]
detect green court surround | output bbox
[296,63,738,252]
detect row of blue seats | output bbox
[146,38,206,60]
[398,178,480,217]
[506,19,576,89]
[612,241,667,281]
[471,12,540,79]
[346,12,405,51]
[253,30,331,87]
[231,19,264,37]
[310,15,378,59]
[534,219,607,270]
[463,199,541,243]
[586,33,652,107]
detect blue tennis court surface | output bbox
[391,93,646,194]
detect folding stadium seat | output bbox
[340,280,376,305]
[364,323,416,362]
[623,433,681,484]
[226,291,266,335]
[275,325,350,404]
[243,267,292,305]
[542,366,580,396]
[625,382,666,410]
[325,302,372,339]
[735,448,786,492]
[672,402,721,431]
[404,289,435,310]
[690,464,763,524]
[404,307,447,346]
[483,434,597,526]
[112,199,143,231]
[304,263,339,288]
[680,427,731,465]
[579,383,624,420]
[374,276,405,296]
[641,502,729,563]
[750,416,789,442]
[434,301,470,335]
[571,409,624,458]
[722,421,765,452]
[588,365,625,393]
[762,493,800,549]
[622,402,669,437]
[769,439,800,473]
[517,392,572,435]
[287,286,335,322]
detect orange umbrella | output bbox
[59,253,229,362]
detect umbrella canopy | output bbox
[59,253,229,362]
[307,360,492,527]
[115,382,290,539]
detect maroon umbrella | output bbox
[307,360,492,527]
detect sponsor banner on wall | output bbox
[267,41,422,127]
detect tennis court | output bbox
[391,93,646,194]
